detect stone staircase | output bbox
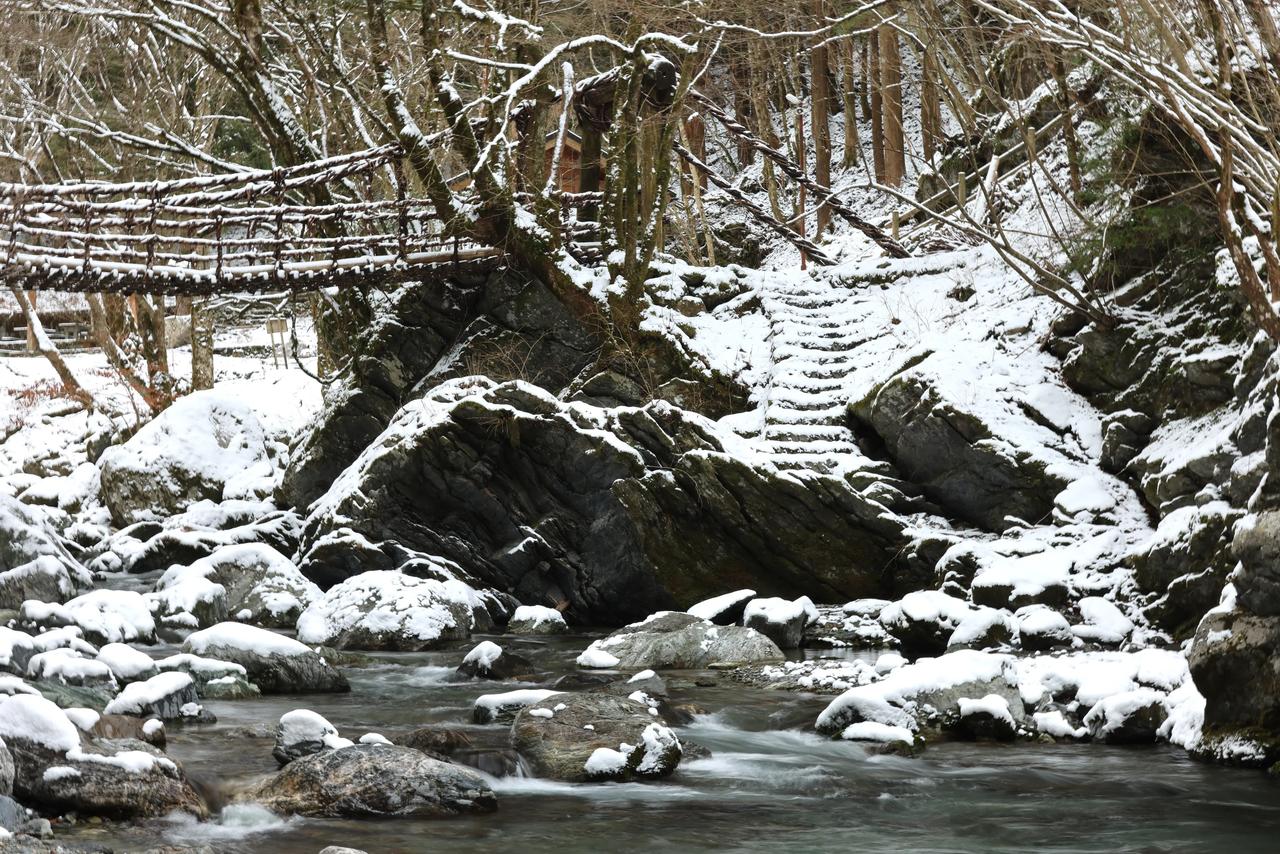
[741,275,876,473]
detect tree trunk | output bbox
[878,22,906,186]
[86,294,165,413]
[920,44,942,164]
[841,40,861,168]
[870,34,885,183]
[810,0,832,237]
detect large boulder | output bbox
[279,268,595,511]
[878,590,978,658]
[182,623,348,694]
[742,596,816,649]
[576,612,783,669]
[507,605,568,636]
[850,370,1070,531]
[1130,502,1242,637]
[154,543,320,629]
[0,557,87,613]
[1231,511,1280,617]
[295,570,478,651]
[512,693,682,782]
[98,390,278,526]
[243,744,497,818]
[298,381,909,624]
[687,589,756,625]
[0,694,206,819]
[1082,689,1168,744]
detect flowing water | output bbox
[59,633,1280,853]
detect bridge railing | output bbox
[0,147,612,295]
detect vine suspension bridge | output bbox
[0,94,908,297]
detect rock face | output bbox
[851,371,1069,531]
[576,612,784,669]
[295,570,477,651]
[298,380,909,624]
[1130,503,1242,637]
[98,390,275,526]
[512,693,682,782]
[182,623,349,694]
[1186,504,1280,767]
[279,269,596,511]
[0,737,13,796]
[245,744,497,818]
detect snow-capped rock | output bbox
[742,596,816,649]
[153,543,320,629]
[182,623,347,694]
[98,389,277,526]
[241,744,496,818]
[507,604,568,636]
[272,709,353,766]
[511,692,682,782]
[576,611,783,670]
[295,570,478,651]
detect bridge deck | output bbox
[0,144,561,295]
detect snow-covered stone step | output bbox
[767,439,860,455]
[773,336,863,353]
[767,298,870,314]
[790,364,858,380]
[769,313,863,330]
[777,377,848,392]
[766,395,848,413]
[770,455,848,473]
[764,425,855,442]
[765,404,848,423]
[780,350,857,364]
[775,325,864,339]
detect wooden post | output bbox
[266,317,288,368]
[25,291,36,352]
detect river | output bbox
[58,632,1280,853]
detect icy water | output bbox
[60,633,1280,854]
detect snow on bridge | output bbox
[0,144,596,296]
